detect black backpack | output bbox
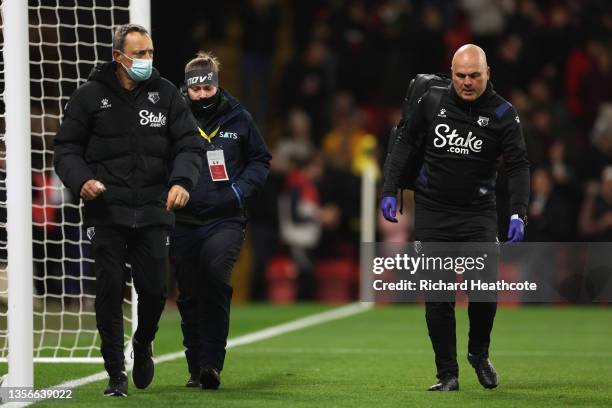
[383,73,451,193]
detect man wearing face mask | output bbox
[171,51,271,390]
[53,24,203,397]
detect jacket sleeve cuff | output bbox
[511,205,527,219]
[171,179,192,193]
[72,175,93,199]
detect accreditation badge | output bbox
[206,149,229,181]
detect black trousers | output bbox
[415,204,499,379]
[173,219,245,375]
[424,296,498,379]
[90,225,169,377]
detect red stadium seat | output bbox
[314,259,358,303]
[265,257,298,304]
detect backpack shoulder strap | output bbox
[421,85,446,121]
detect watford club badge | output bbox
[148,91,160,104]
[477,115,489,127]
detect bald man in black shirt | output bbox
[381,44,530,391]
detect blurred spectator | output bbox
[506,0,547,77]
[377,107,402,169]
[542,2,578,97]
[322,92,378,177]
[31,170,65,296]
[443,10,472,65]
[460,0,508,37]
[410,4,446,77]
[547,141,578,191]
[317,93,364,260]
[332,1,383,102]
[376,1,411,103]
[565,38,595,119]
[524,166,574,242]
[527,78,573,132]
[280,39,336,144]
[576,104,612,182]
[289,0,327,54]
[248,168,283,301]
[240,0,281,129]
[316,162,361,262]
[278,153,324,299]
[578,37,612,134]
[523,105,556,164]
[152,1,231,85]
[565,36,612,137]
[273,109,315,173]
[250,108,315,301]
[579,165,612,241]
[490,34,524,98]
[509,89,531,115]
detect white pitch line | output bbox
[232,347,612,358]
[155,302,372,364]
[8,302,372,407]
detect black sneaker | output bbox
[186,374,200,388]
[199,366,221,390]
[467,352,499,389]
[104,372,128,397]
[427,374,459,391]
[132,339,154,389]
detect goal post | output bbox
[3,0,35,389]
[129,0,150,30]
[359,164,377,303]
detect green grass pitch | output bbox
[2,304,611,407]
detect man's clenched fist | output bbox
[166,185,190,211]
[80,179,106,200]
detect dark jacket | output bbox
[383,82,530,218]
[175,88,272,225]
[53,61,203,228]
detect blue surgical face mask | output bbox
[119,52,153,82]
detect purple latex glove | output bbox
[380,196,398,223]
[507,215,525,243]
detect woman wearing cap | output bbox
[172,51,271,389]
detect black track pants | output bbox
[173,220,245,375]
[91,225,169,377]
[416,204,499,379]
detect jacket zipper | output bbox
[462,104,472,137]
[131,99,138,228]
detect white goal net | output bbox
[0,0,137,363]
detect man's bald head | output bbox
[452,44,488,70]
[451,44,490,101]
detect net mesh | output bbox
[0,0,134,360]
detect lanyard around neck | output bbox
[198,126,220,144]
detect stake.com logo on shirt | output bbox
[433,123,483,156]
[139,109,167,128]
